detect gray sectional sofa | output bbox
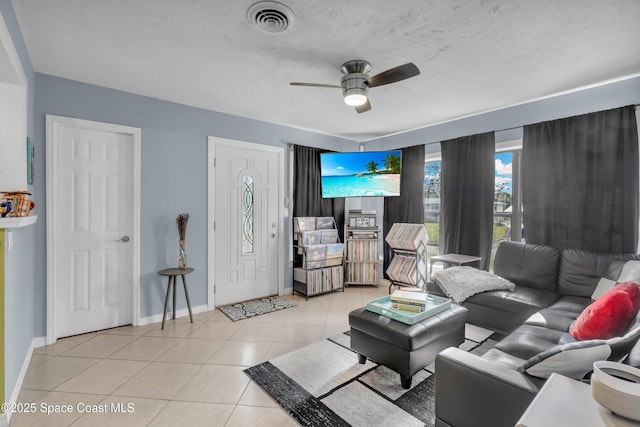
[429,241,640,427]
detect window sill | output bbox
[0,215,37,229]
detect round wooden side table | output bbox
[157,267,194,329]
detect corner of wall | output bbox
[0,229,5,414]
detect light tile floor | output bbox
[9,284,390,426]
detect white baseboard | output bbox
[136,304,209,326]
[2,336,46,426]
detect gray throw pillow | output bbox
[518,340,611,379]
[624,335,640,368]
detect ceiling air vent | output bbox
[247,1,295,34]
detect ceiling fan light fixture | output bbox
[344,91,368,106]
[342,72,369,106]
[290,60,419,113]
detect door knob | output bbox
[115,236,130,242]
[271,233,279,238]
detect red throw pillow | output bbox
[570,282,640,340]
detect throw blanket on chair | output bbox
[432,266,515,304]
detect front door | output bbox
[47,115,140,341]
[210,138,281,306]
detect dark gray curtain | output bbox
[440,132,495,270]
[383,144,425,273]
[522,106,639,252]
[292,145,345,240]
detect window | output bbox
[424,160,441,251]
[491,150,523,267]
[423,145,523,270]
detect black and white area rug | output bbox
[218,296,296,321]
[245,324,499,427]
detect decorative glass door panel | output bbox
[214,143,279,305]
[242,175,254,254]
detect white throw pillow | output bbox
[618,260,640,283]
[592,260,640,300]
[592,278,617,300]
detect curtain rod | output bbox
[477,104,640,135]
[423,104,640,147]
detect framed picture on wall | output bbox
[27,137,34,184]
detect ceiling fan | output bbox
[290,60,420,113]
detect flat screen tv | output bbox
[320,150,402,198]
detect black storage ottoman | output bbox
[349,304,467,388]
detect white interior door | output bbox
[210,139,282,306]
[47,115,141,341]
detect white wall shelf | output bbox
[0,215,37,229]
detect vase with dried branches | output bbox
[176,213,189,269]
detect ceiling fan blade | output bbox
[290,82,342,89]
[355,99,371,114]
[366,63,420,88]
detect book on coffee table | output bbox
[391,290,428,305]
[391,302,425,312]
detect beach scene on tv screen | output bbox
[321,151,401,197]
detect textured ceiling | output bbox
[11,0,640,142]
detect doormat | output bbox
[245,325,498,427]
[218,296,296,321]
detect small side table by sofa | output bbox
[158,267,194,329]
[516,373,638,427]
[429,253,482,278]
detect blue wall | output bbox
[33,74,354,321]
